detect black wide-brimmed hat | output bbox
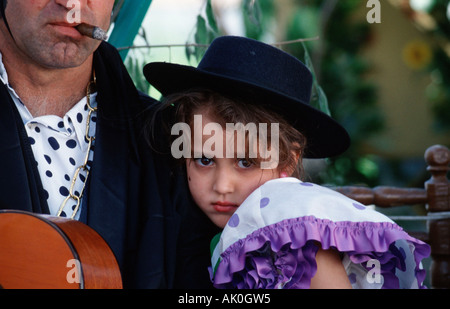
[143,36,350,158]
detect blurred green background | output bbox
[110,0,450,189]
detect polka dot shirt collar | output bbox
[25,97,98,152]
[25,97,97,220]
[1,52,97,219]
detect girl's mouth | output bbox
[212,201,238,213]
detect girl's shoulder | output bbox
[225,177,393,234]
[211,177,430,289]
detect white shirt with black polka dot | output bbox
[1,53,96,220]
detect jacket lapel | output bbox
[0,83,49,213]
[82,42,144,267]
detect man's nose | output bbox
[55,0,89,24]
[54,0,88,11]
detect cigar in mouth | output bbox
[76,24,108,41]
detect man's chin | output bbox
[40,42,96,69]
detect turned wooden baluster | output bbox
[425,145,450,289]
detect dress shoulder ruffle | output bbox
[210,178,431,289]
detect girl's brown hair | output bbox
[152,89,307,179]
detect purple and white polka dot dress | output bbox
[210,177,430,289]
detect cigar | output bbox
[76,24,108,41]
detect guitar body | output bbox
[0,210,122,289]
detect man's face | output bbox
[1,0,114,68]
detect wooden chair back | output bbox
[334,144,450,289]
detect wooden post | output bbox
[425,145,450,288]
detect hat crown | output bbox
[197,36,313,104]
[142,36,351,159]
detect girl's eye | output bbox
[237,159,254,169]
[195,156,214,167]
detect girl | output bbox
[144,36,430,289]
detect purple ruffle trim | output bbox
[211,216,430,289]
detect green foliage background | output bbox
[124,0,450,189]
[189,0,386,187]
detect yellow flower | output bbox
[402,40,433,71]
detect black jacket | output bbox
[0,42,219,288]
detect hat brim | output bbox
[144,62,350,159]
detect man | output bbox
[0,0,218,288]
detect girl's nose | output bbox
[212,167,235,195]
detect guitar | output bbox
[0,210,122,289]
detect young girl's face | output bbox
[186,112,282,228]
